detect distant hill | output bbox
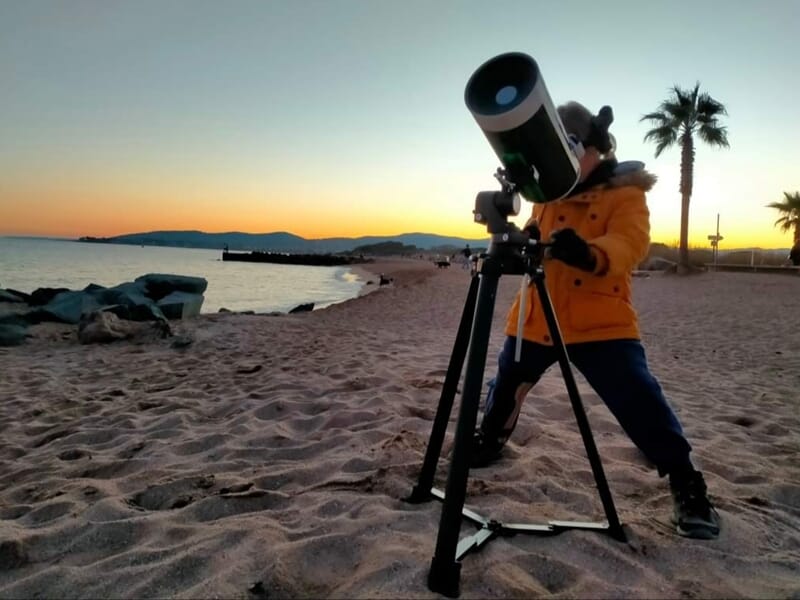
[73,231,792,259]
[77,230,489,253]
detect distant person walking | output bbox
[461,244,472,270]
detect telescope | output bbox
[464,52,582,203]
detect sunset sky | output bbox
[1,0,798,248]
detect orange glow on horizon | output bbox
[1,178,794,249]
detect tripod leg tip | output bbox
[428,555,461,598]
[403,485,432,504]
[610,523,629,543]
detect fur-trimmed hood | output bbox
[609,167,657,192]
[568,159,657,197]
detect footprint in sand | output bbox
[128,476,220,511]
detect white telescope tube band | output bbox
[469,76,579,203]
[514,275,530,362]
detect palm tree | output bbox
[641,84,729,271]
[766,191,800,243]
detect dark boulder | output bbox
[4,289,31,303]
[11,273,206,328]
[0,313,29,327]
[36,291,103,324]
[0,290,25,303]
[289,302,314,314]
[29,287,70,306]
[156,291,205,320]
[135,274,208,300]
[0,324,28,347]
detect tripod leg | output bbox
[407,274,480,503]
[532,274,626,542]
[429,268,501,597]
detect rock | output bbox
[29,287,71,306]
[98,304,133,320]
[289,302,314,313]
[135,274,208,299]
[170,335,194,349]
[0,313,30,327]
[10,274,205,329]
[156,291,205,319]
[94,282,161,321]
[130,303,168,323]
[97,281,149,304]
[4,289,31,303]
[37,290,103,324]
[0,290,24,303]
[0,324,28,347]
[78,311,133,344]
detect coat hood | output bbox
[568,159,657,197]
[609,162,657,192]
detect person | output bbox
[461,244,472,269]
[471,101,721,540]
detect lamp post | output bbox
[707,214,723,270]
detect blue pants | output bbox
[480,337,693,477]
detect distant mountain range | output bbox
[77,230,490,253]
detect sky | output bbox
[1,0,798,248]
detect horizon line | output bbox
[0,233,792,252]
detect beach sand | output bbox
[1,260,798,598]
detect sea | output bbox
[0,237,367,314]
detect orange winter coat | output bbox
[506,167,656,345]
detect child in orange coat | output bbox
[472,101,720,540]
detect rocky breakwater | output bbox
[0,273,207,346]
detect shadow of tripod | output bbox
[404,173,627,597]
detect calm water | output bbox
[0,237,366,314]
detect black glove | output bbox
[523,222,541,242]
[549,228,596,272]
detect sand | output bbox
[0,260,798,598]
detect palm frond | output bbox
[767,192,800,238]
[698,123,730,148]
[642,124,678,157]
[643,125,677,144]
[766,192,800,212]
[640,111,670,123]
[773,217,792,233]
[659,98,693,122]
[782,191,800,207]
[653,138,674,158]
[697,93,728,118]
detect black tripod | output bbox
[405,175,626,598]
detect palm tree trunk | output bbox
[679,193,691,269]
[678,132,695,272]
